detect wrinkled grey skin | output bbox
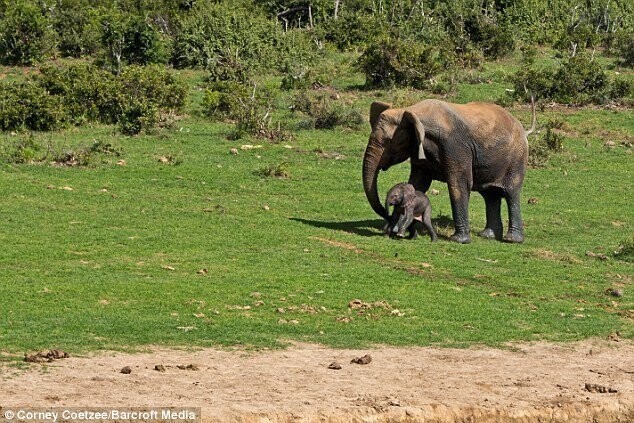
[384,183,437,241]
[363,99,536,244]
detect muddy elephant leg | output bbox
[479,190,503,240]
[503,190,524,243]
[447,179,472,244]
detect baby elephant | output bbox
[385,183,438,241]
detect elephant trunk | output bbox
[362,142,388,219]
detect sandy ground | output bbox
[1,339,633,423]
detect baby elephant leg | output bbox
[422,206,438,242]
[396,210,415,238]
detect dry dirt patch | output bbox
[1,340,633,422]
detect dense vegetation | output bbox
[0,1,632,135]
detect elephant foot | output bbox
[450,231,471,244]
[479,228,502,240]
[503,230,524,243]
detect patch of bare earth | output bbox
[1,340,633,422]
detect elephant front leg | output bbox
[503,191,524,243]
[479,191,503,240]
[448,182,472,244]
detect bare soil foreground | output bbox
[2,339,633,423]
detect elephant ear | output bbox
[403,110,427,160]
[370,101,392,130]
[402,184,417,210]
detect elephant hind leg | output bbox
[479,189,503,240]
[502,190,524,243]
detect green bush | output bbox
[117,65,187,134]
[528,120,566,168]
[201,81,251,119]
[0,80,66,131]
[319,11,389,50]
[553,54,609,104]
[357,38,453,89]
[1,62,185,135]
[615,32,634,67]
[202,80,290,142]
[171,2,279,71]
[37,63,121,124]
[51,140,122,167]
[511,52,628,105]
[291,90,363,130]
[50,0,101,58]
[99,11,170,73]
[0,134,45,164]
[0,1,56,65]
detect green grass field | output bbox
[0,58,632,355]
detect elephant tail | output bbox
[524,92,537,137]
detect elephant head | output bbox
[362,102,428,220]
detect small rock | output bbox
[154,365,166,372]
[607,288,623,297]
[263,205,270,211]
[586,251,609,261]
[351,354,372,365]
[120,366,132,374]
[197,268,208,275]
[585,383,617,393]
[528,197,539,204]
[604,141,616,148]
[429,189,440,196]
[230,148,239,155]
[328,362,342,370]
[176,364,199,371]
[25,349,69,363]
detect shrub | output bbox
[291,90,363,130]
[357,38,453,89]
[0,1,56,65]
[255,162,290,179]
[0,134,45,164]
[613,237,634,262]
[552,54,609,104]
[201,81,251,119]
[202,76,289,142]
[9,62,186,135]
[171,2,279,71]
[37,63,121,124]
[51,140,122,167]
[510,52,627,105]
[50,0,101,58]
[0,80,66,131]
[99,11,170,73]
[528,120,565,168]
[461,13,515,59]
[117,65,187,134]
[320,11,389,50]
[614,32,634,68]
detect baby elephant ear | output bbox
[370,101,392,130]
[403,110,426,160]
[402,184,417,208]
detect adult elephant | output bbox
[362,99,535,244]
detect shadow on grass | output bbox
[290,215,455,239]
[290,218,385,237]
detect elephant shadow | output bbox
[290,215,454,239]
[290,218,385,237]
